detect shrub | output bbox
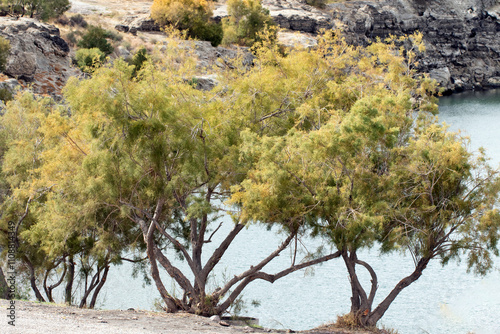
[70,14,88,28]
[0,87,13,103]
[77,26,114,55]
[64,31,81,47]
[151,0,213,28]
[151,0,223,46]
[305,0,326,9]
[129,47,148,75]
[0,36,10,72]
[75,48,105,73]
[221,0,274,46]
[3,0,70,21]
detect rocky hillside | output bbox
[0,17,78,97]
[115,0,500,93]
[0,0,498,97]
[329,0,500,92]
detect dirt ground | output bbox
[0,299,377,334]
[0,299,276,334]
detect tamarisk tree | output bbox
[231,33,500,327]
[60,36,351,315]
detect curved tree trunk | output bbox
[365,256,431,326]
[43,259,67,303]
[89,264,110,309]
[23,256,45,302]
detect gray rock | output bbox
[117,15,160,34]
[0,17,79,97]
[0,78,20,93]
[429,67,451,88]
[329,0,500,92]
[116,46,131,58]
[487,77,500,87]
[209,315,221,322]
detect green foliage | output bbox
[0,36,10,72]
[222,0,274,46]
[1,28,498,324]
[0,87,13,103]
[69,14,88,28]
[305,0,326,9]
[151,0,223,46]
[75,48,105,73]
[77,26,114,55]
[129,47,148,74]
[2,0,70,21]
[189,19,223,46]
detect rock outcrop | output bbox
[329,0,500,92]
[0,17,79,97]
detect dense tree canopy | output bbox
[231,34,500,326]
[0,29,498,328]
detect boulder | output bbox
[0,17,79,98]
[116,15,160,34]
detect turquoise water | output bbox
[94,91,500,334]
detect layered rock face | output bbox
[329,0,500,92]
[0,17,78,97]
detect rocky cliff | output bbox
[329,0,500,92]
[0,17,78,97]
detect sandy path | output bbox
[0,299,274,334]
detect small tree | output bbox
[77,26,114,56]
[221,0,274,46]
[75,48,105,73]
[232,32,500,328]
[3,0,70,21]
[151,0,223,46]
[0,92,138,308]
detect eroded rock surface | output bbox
[330,0,500,92]
[0,17,79,97]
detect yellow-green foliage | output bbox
[0,36,10,72]
[222,0,274,46]
[1,30,499,319]
[75,48,105,73]
[151,0,212,26]
[151,0,222,46]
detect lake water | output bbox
[96,90,500,334]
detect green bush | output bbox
[70,14,88,28]
[222,0,274,47]
[190,19,223,47]
[75,48,105,73]
[0,36,10,72]
[129,47,148,75]
[2,0,70,21]
[77,26,114,55]
[0,87,13,103]
[305,0,326,9]
[150,0,223,46]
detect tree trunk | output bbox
[43,260,67,303]
[138,212,180,313]
[23,257,45,302]
[89,264,110,309]
[65,255,75,305]
[342,251,367,314]
[0,266,9,299]
[79,267,100,308]
[365,256,431,327]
